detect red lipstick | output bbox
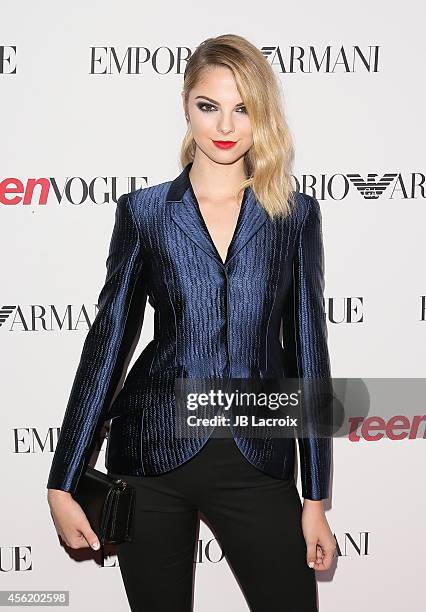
[212,140,237,149]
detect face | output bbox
[182,65,253,165]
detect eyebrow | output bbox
[195,95,245,107]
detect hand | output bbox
[301,500,336,571]
[47,489,100,551]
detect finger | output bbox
[314,548,334,570]
[69,532,91,550]
[306,541,317,568]
[80,523,101,550]
[322,547,335,568]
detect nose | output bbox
[218,127,234,135]
[217,113,235,135]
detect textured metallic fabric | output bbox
[47,162,332,500]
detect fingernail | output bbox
[308,561,315,568]
[92,542,100,550]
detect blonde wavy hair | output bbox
[180,34,296,219]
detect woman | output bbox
[47,34,336,611]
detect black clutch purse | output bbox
[73,466,136,545]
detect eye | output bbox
[196,102,216,112]
[196,102,248,115]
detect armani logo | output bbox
[0,305,15,328]
[261,45,380,73]
[334,532,369,557]
[0,304,98,332]
[295,171,422,200]
[194,538,225,564]
[347,173,399,199]
[89,46,191,75]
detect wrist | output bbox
[303,498,324,508]
[47,488,72,500]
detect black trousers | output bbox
[108,436,318,612]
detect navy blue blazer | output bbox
[47,162,332,500]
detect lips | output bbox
[212,140,237,149]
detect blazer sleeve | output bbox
[46,192,147,495]
[283,194,332,501]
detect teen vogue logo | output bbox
[327,297,364,324]
[0,547,32,572]
[0,176,147,206]
[88,44,381,75]
[0,45,17,74]
[349,415,426,441]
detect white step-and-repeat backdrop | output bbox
[2,1,424,610]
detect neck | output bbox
[188,154,247,202]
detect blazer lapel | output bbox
[225,187,269,265]
[170,191,221,263]
[167,163,269,267]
